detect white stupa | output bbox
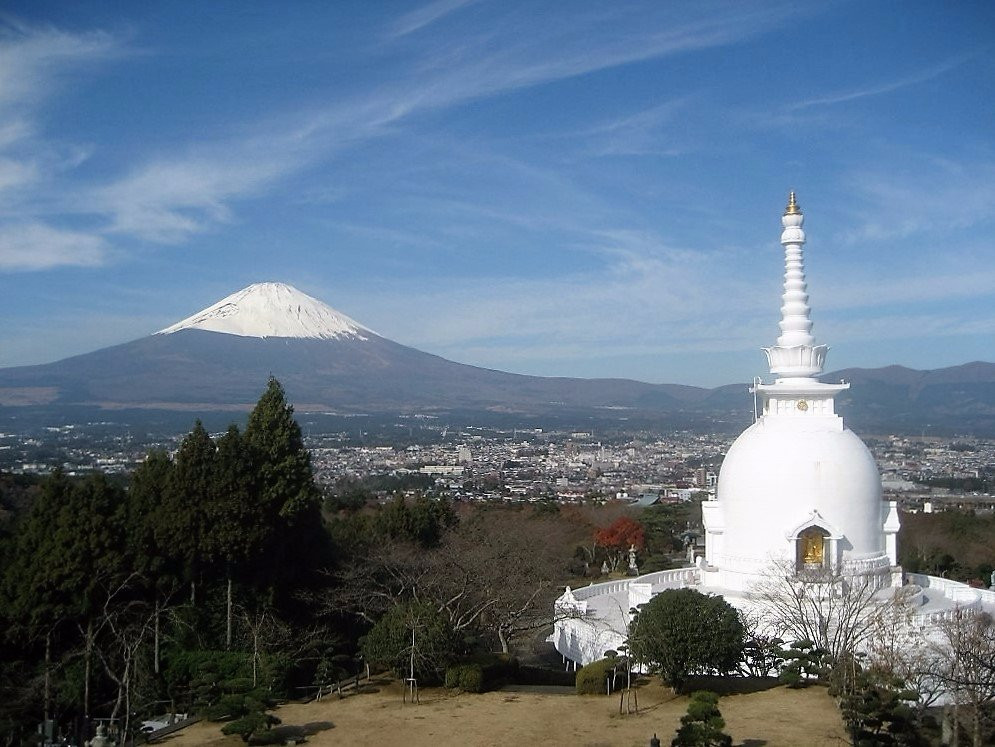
[700,192,900,593]
[551,194,994,669]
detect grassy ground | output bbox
[160,677,848,747]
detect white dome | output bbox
[705,414,890,590]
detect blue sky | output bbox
[1,1,993,387]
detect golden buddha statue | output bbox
[801,530,824,566]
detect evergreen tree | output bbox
[208,425,266,648]
[244,378,318,523]
[156,421,216,604]
[243,378,322,593]
[628,589,744,693]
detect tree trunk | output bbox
[252,629,259,688]
[84,618,93,721]
[154,601,161,675]
[190,578,196,606]
[972,699,980,747]
[226,574,233,650]
[44,630,51,727]
[497,627,509,655]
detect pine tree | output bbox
[244,378,318,523]
[242,378,322,596]
[672,691,732,747]
[208,425,266,648]
[156,421,216,604]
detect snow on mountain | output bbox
[157,282,371,340]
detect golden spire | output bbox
[784,191,801,215]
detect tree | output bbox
[244,378,323,594]
[156,421,216,604]
[751,562,896,672]
[208,425,265,649]
[244,377,318,523]
[360,601,459,683]
[672,691,732,747]
[932,611,995,747]
[838,668,925,747]
[628,589,744,693]
[594,516,644,573]
[778,639,829,688]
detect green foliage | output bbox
[360,601,459,683]
[839,669,925,746]
[575,657,617,695]
[156,421,216,593]
[444,654,518,693]
[375,493,457,548]
[220,709,281,743]
[778,639,829,688]
[445,663,484,692]
[628,589,744,693]
[0,378,336,743]
[244,377,319,522]
[672,691,732,747]
[740,633,784,677]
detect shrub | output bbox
[458,664,484,693]
[220,711,281,743]
[672,691,732,747]
[445,663,483,692]
[575,658,616,695]
[778,639,828,688]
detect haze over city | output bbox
[1,1,993,386]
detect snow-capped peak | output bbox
[157,282,372,340]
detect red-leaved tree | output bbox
[594,517,645,573]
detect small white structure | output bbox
[551,194,995,668]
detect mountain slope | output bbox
[0,283,992,434]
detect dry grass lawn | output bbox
[160,678,847,747]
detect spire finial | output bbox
[784,191,801,215]
[764,194,828,379]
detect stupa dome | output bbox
[714,417,886,585]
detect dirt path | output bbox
[160,679,847,747]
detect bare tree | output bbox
[865,588,946,712]
[931,611,995,747]
[329,509,579,655]
[90,576,158,743]
[750,563,899,672]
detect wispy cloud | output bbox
[787,54,972,111]
[387,0,479,38]
[89,147,301,243]
[841,157,995,242]
[382,3,801,116]
[0,222,107,270]
[0,19,119,109]
[576,98,693,157]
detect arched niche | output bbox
[796,525,830,571]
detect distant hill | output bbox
[0,283,992,435]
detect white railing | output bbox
[573,579,631,600]
[905,573,983,622]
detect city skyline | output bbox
[1,1,993,387]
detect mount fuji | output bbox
[0,282,698,415]
[0,282,992,434]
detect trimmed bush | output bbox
[575,657,617,695]
[445,653,519,693]
[445,663,483,692]
[458,664,484,693]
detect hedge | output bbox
[575,657,618,695]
